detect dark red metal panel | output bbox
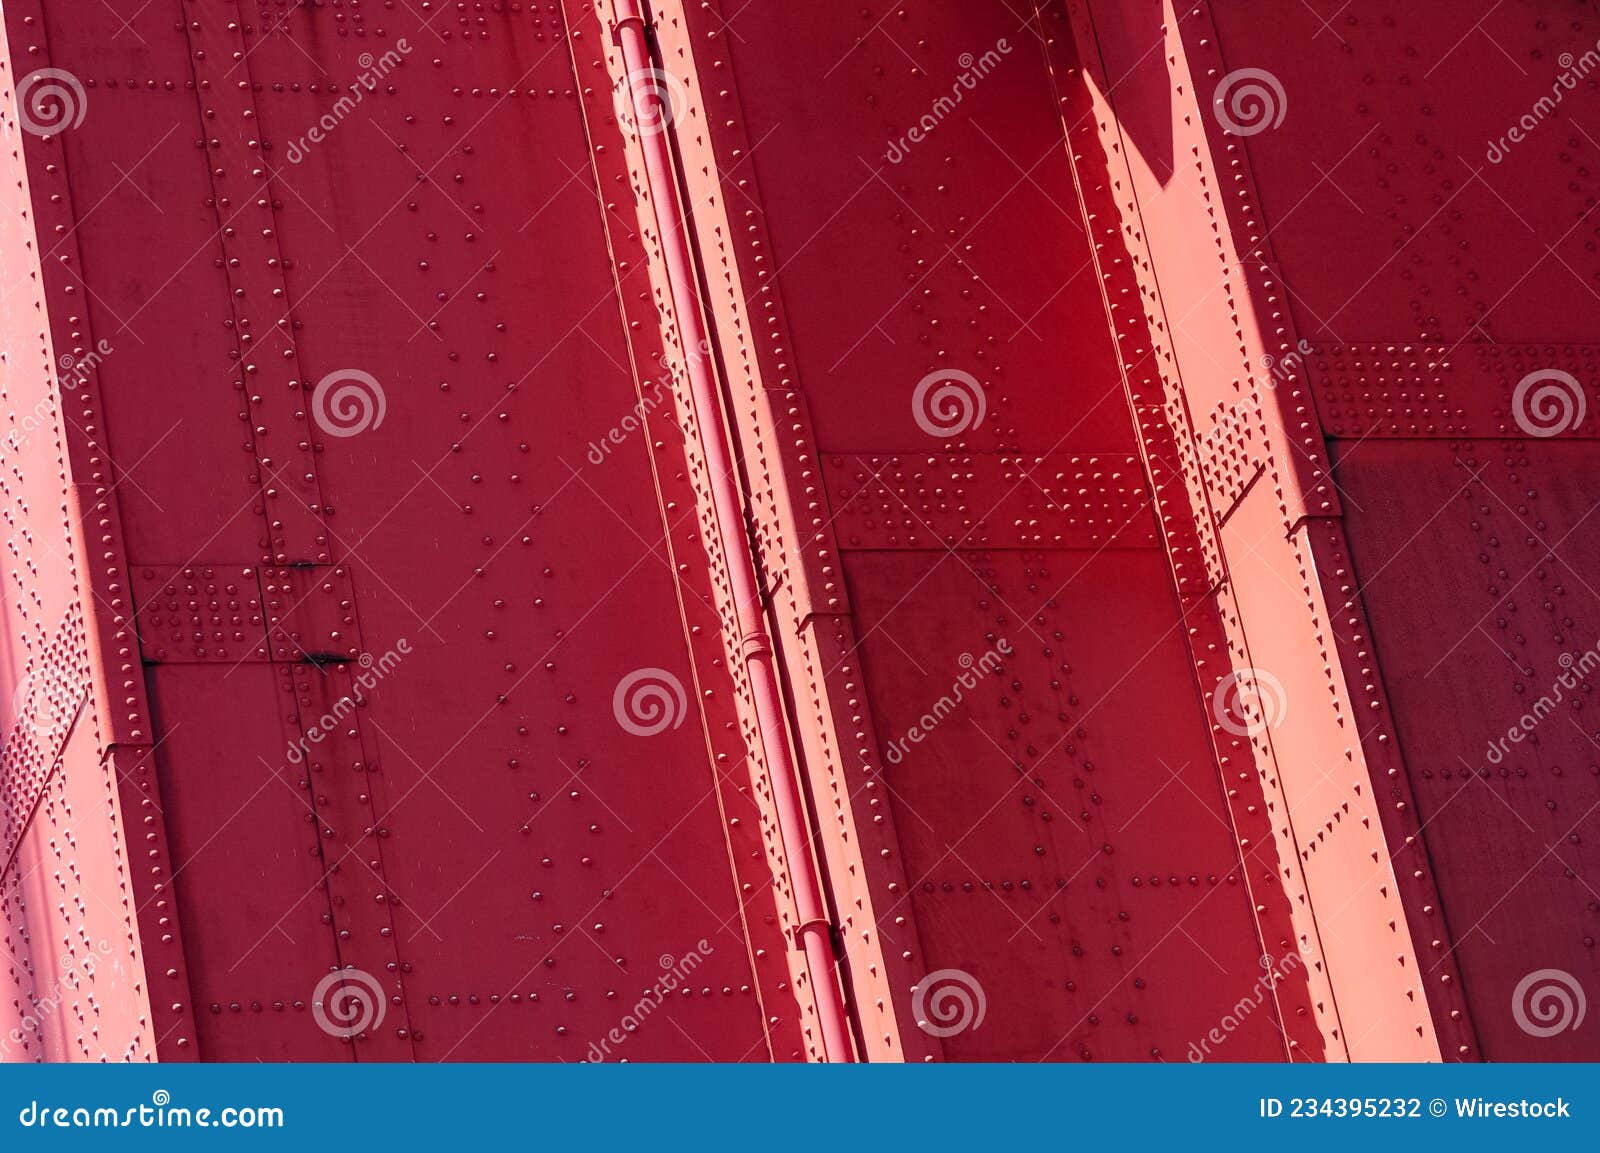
[1332,439,1600,1061]
[2,0,801,1063]
[843,548,1287,1060]
[648,0,1316,1061]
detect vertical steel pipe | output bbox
[609,0,857,1063]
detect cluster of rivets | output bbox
[1309,343,1600,440]
[182,7,334,568]
[822,454,1154,551]
[134,567,266,663]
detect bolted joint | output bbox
[611,0,648,45]
[737,631,774,662]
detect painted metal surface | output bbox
[1071,0,1598,1059]
[2,0,800,1064]
[651,0,1305,1061]
[0,0,1595,1064]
